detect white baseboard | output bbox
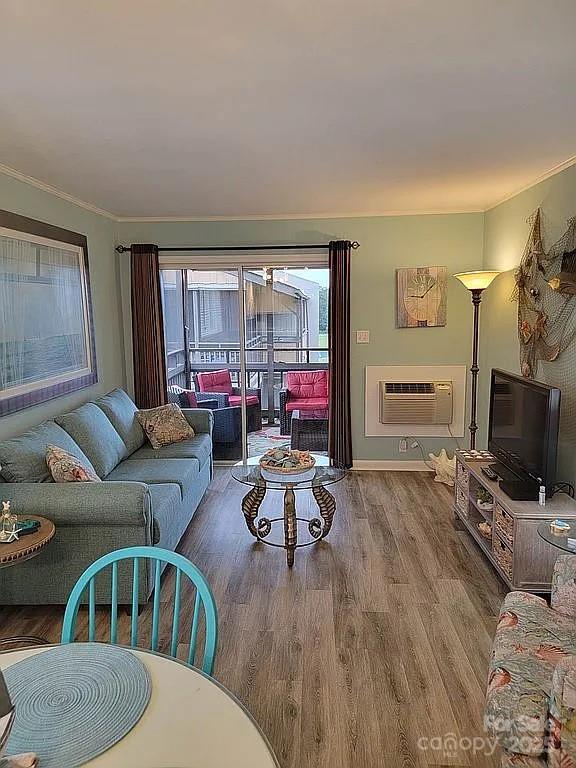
[352,460,433,471]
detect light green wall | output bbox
[0,174,126,440]
[118,214,484,461]
[479,163,576,483]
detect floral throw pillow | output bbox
[136,403,195,450]
[46,444,101,483]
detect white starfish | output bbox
[428,448,456,486]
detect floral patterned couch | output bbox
[485,554,576,766]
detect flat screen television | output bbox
[488,369,561,493]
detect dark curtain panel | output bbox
[328,240,352,468]
[131,244,167,409]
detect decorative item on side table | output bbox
[259,449,315,475]
[0,503,17,543]
[232,454,345,567]
[476,486,494,512]
[396,266,447,328]
[0,515,56,649]
[453,270,501,448]
[478,521,492,539]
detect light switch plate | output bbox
[356,330,370,344]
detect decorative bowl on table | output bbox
[259,449,316,475]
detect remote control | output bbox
[481,466,498,481]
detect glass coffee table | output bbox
[231,455,346,566]
[537,521,576,554]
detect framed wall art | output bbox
[396,265,447,328]
[0,209,97,416]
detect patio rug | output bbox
[249,426,290,455]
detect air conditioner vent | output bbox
[379,380,453,425]
[385,382,434,395]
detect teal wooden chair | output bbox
[61,546,218,675]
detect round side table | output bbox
[0,515,55,648]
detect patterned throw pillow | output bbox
[136,403,195,450]
[46,444,101,483]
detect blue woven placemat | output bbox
[4,643,152,767]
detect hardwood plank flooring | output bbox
[0,470,507,767]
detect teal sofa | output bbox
[0,389,213,605]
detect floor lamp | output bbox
[454,271,501,449]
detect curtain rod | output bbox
[115,241,359,254]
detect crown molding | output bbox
[0,163,116,220]
[2,153,576,223]
[115,207,484,222]
[485,154,576,212]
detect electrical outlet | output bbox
[399,438,407,453]
[356,330,370,344]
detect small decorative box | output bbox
[550,519,571,535]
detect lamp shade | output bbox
[453,270,501,291]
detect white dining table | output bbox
[0,645,279,768]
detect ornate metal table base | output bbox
[241,481,336,566]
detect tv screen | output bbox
[488,369,560,487]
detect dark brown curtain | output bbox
[131,244,167,409]
[328,240,352,468]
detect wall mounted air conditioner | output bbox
[379,380,453,425]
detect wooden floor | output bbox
[0,470,507,767]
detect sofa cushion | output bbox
[105,458,199,498]
[55,403,128,478]
[485,590,576,756]
[95,388,145,454]
[128,433,212,468]
[46,444,101,483]
[136,404,195,450]
[147,483,182,545]
[0,422,97,483]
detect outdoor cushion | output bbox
[286,371,328,399]
[105,458,199,499]
[147,483,182,545]
[96,388,145,454]
[128,434,212,468]
[485,590,576,755]
[285,397,329,412]
[196,369,233,395]
[228,395,259,407]
[0,421,97,483]
[55,403,128,478]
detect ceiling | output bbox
[1,0,575,219]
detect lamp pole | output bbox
[468,288,483,449]
[453,271,501,451]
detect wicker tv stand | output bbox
[454,451,576,593]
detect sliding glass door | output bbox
[161,259,329,463]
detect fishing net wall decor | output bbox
[513,208,576,459]
[513,208,576,379]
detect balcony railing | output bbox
[166,345,329,421]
